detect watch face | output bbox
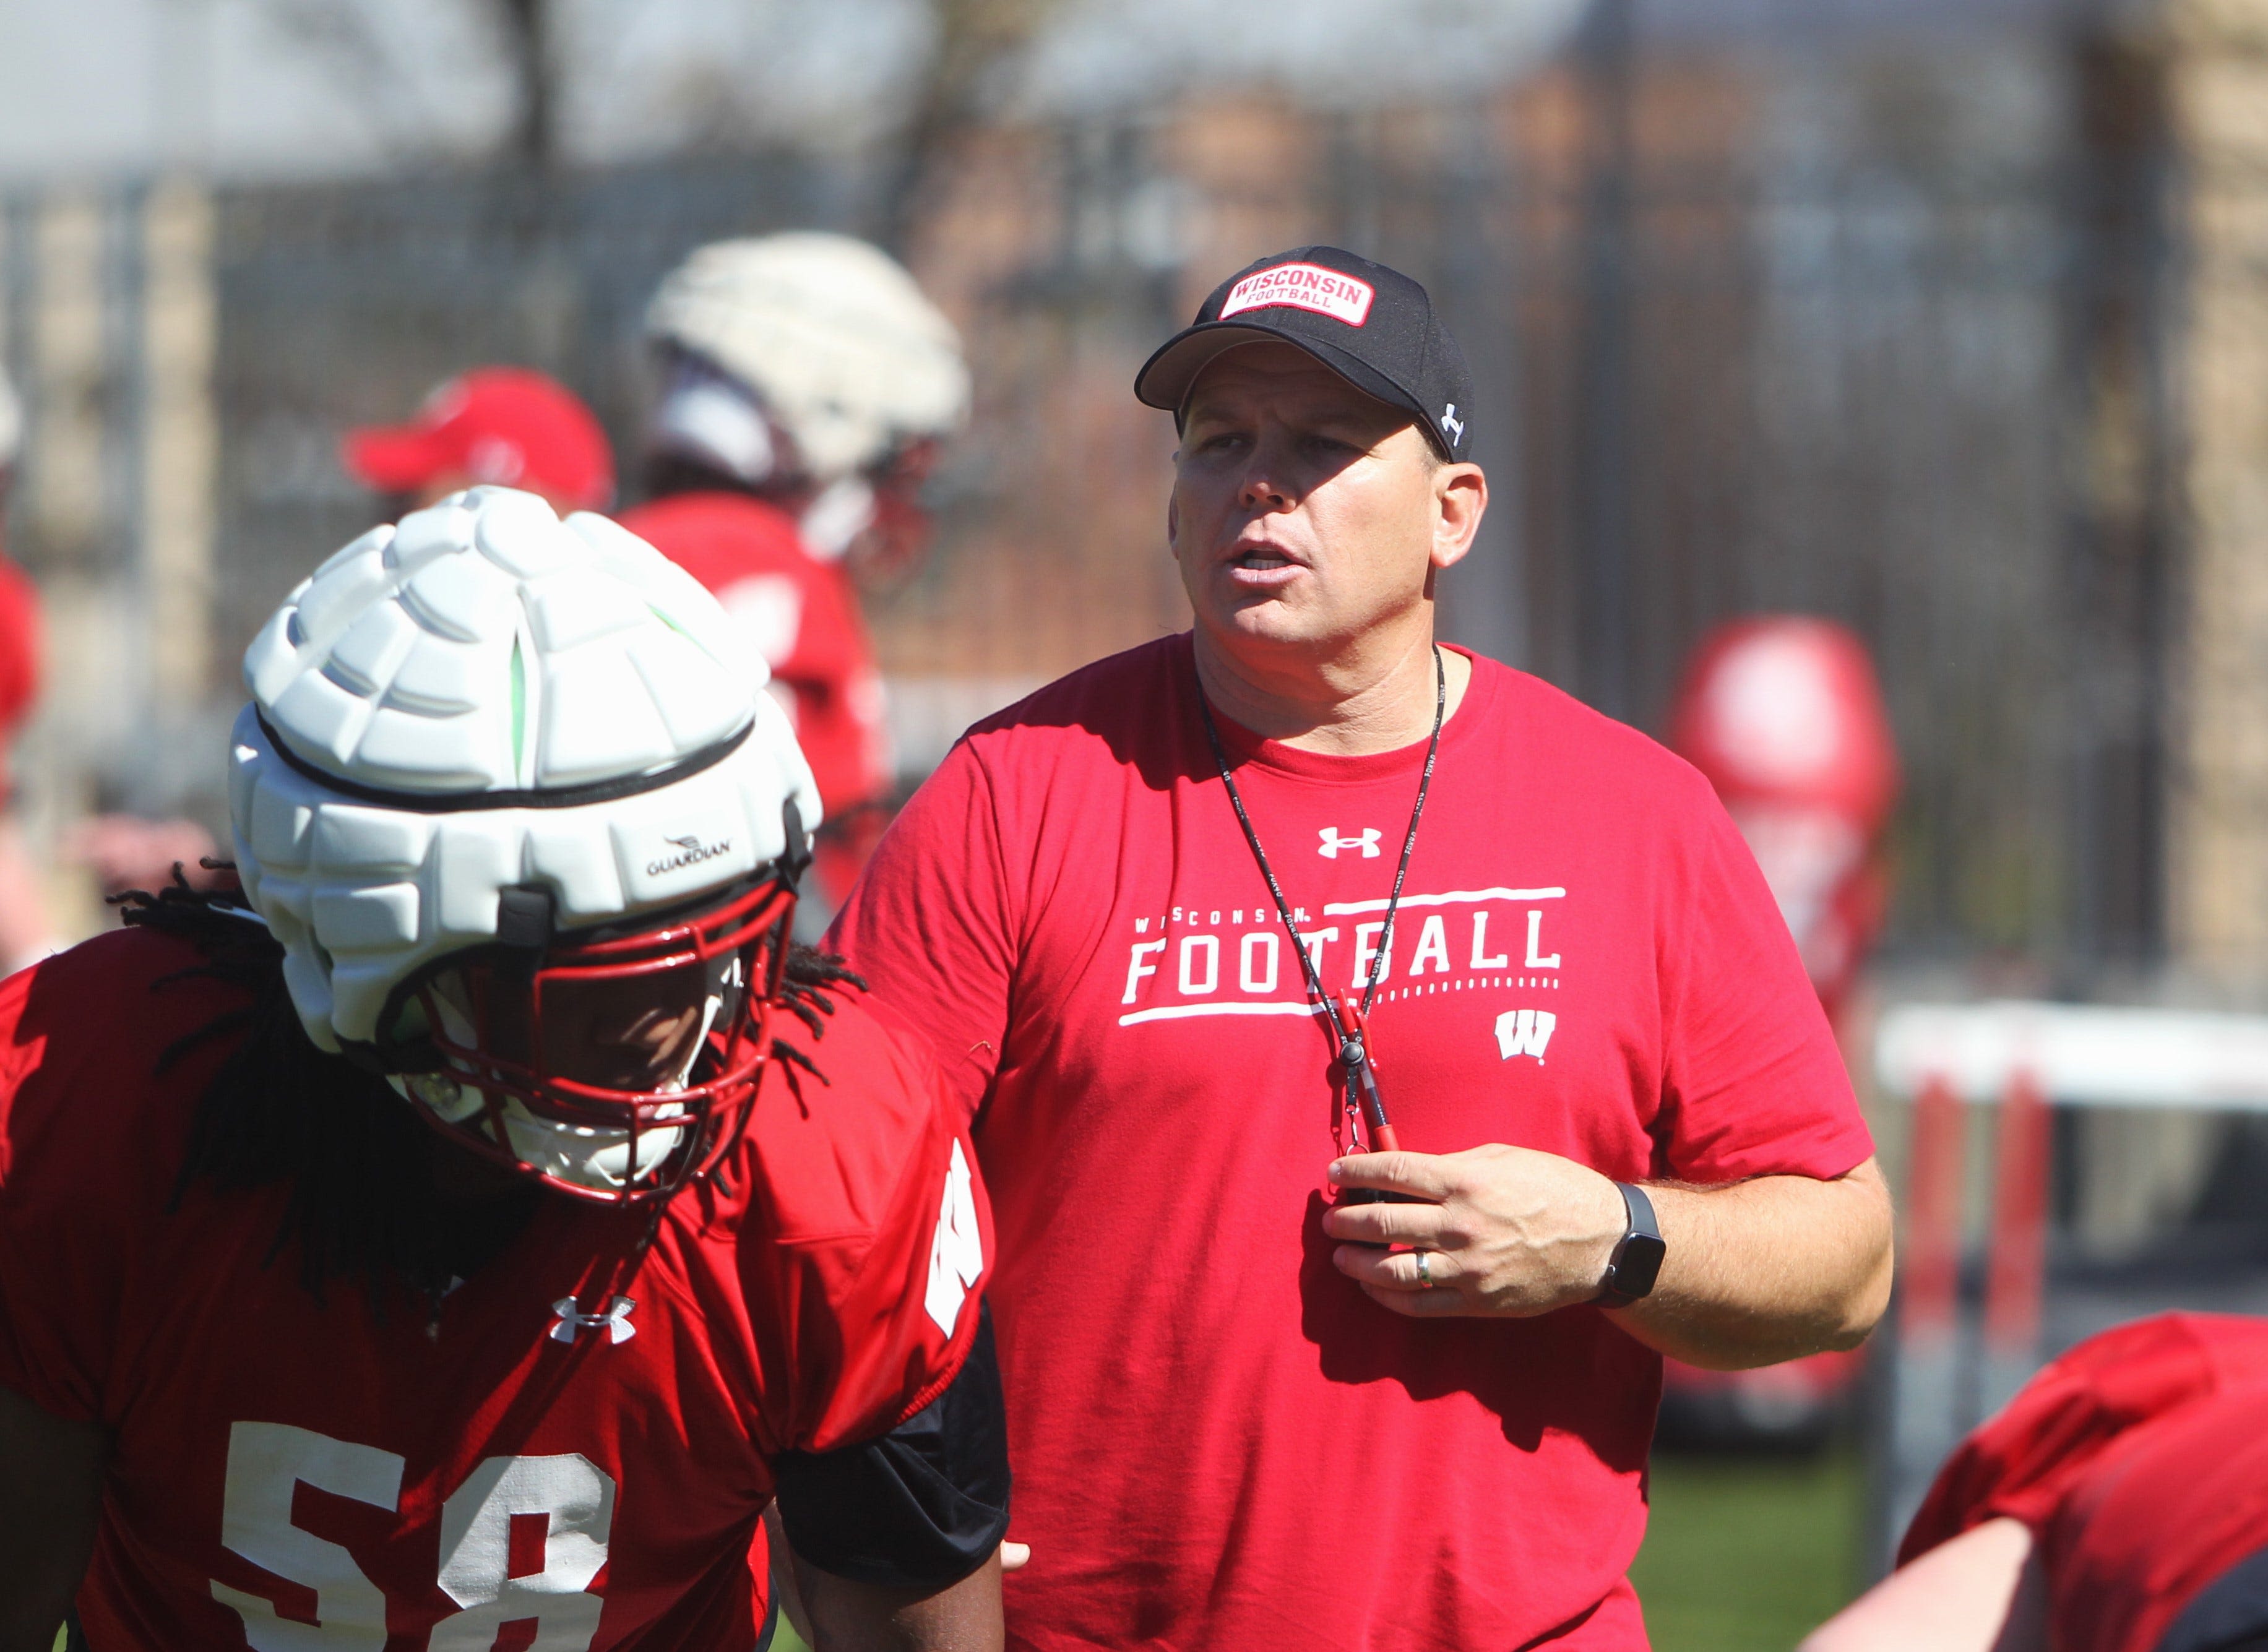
[1618,1231,1668,1300]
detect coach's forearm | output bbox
[1613,1158,1893,1370]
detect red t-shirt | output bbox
[0,925,991,1650]
[1902,1314,2268,1652]
[830,635,1873,1651]
[615,493,890,828]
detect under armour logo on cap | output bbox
[550,1296,637,1345]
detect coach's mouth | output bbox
[1225,539,1308,590]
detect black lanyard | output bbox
[1195,646,1447,1153]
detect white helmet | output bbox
[228,486,821,1200]
[645,233,969,493]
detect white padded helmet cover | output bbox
[645,232,970,484]
[229,486,820,1053]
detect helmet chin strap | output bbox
[660,983,731,1096]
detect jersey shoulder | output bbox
[617,493,816,595]
[740,981,960,1247]
[0,924,249,1199]
[0,553,41,738]
[716,981,990,1452]
[1899,1312,2268,1562]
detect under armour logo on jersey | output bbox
[1441,403,1466,444]
[550,1296,637,1346]
[1494,1009,1557,1062]
[925,1140,985,1337]
[1319,827,1383,859]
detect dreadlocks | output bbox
[118,869,860,1306]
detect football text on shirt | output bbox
[1116,885,1567,1054]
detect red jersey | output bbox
[0,550,41,788]
[615,493,889,825]
[830,636,1873,1651]
[1902,1314,2268,1652]
[0,926,991,1650]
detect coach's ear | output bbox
[1429,462,1486,572]
[1166,492,1180,556]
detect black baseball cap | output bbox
[1134,246,1475,463]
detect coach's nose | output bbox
[1238,447,1295,513]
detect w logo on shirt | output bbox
[1319,827,1383,859]
[1494,1009,1557,1062]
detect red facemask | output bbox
[376,875,798,1204]
[842,439,942,593]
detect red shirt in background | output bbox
[1902,1313,2268,1652]
[831,635,1873,1651]
[0,926,990,1650]
[0,552,41,793]
[616,493,890,900]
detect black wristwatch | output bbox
[1594,1182,1666,1311]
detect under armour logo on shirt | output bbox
[1318,827,1383,859]
[550,1296,637,1346]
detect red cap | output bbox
[342,368,614,511]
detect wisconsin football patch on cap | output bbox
[1132,244,1476,463]
[1218,262,1377,328]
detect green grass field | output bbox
[1632,1447,1866,1651]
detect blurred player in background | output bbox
[0,366,55,973]
[0,489,1007,1651]
[72,366,619,902]
[1658,616,1901,1448]
[1804,1313,2268,1652]
[342,364,616,518]
[1669,617,1900,1028]
[621,233,969,923]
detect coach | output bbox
[832,246,1893,1649]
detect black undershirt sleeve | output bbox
[771,1301,1011,1591]
[2157,1544,2268,1652]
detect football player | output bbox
[0,488,1007,1651]
[0,363,53,970]
[621,233,970,920]
[1803,1314,2268,1652]
[343,366,618,519]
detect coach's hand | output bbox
[1322,1145,1626,1317]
